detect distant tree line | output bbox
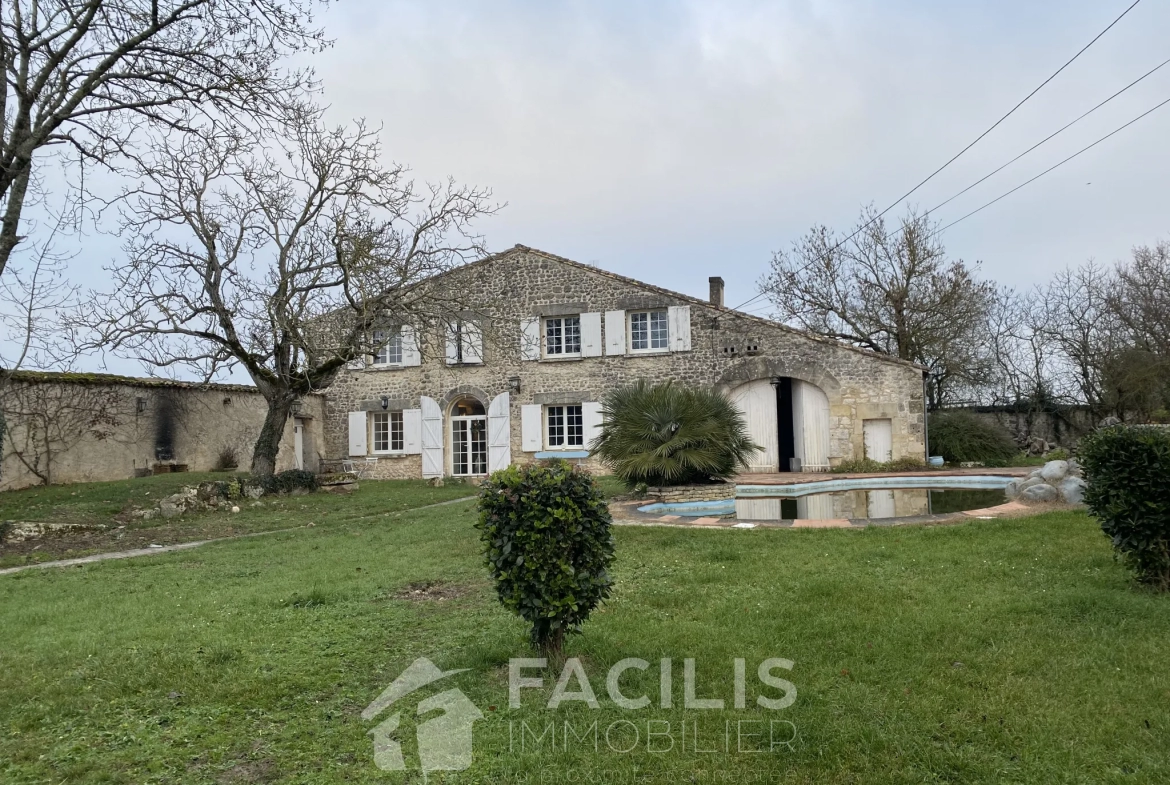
[761,209,1170,424]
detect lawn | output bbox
[1,481,1168,784]
[0,474,481,568]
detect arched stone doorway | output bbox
[730,378,831,473]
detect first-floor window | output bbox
[372,411,404,452]
[544,316,581,356]
[373,329,403,366]
[547,404,584,448]
[630,310,669,351]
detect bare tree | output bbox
[0,0,329,280]
[75,109,498,475]
[1034,262,1127,418]
[1113,240,1170,359]
[0,212,78,373]
[761,207,996,408]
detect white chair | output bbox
[340,459,359,479]
[362,457,379,478]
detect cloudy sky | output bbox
[311,0,1170,314]
[10,0,1170,375]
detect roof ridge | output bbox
[504,244,926,372]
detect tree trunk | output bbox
[251,397,293,477]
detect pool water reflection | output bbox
[643,488,1008,522]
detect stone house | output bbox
[325,245,927,479]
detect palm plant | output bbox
[592,381,760,486]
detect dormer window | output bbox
[544,316,581,357]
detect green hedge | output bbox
[1079,426,1170,590]
[475,461,615,653]
[928,411,1018,466]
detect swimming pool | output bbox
[637,476,1013,522]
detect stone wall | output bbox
[326,246,926,478]
[939,406,1096,450]
[0,373,324,491]
[647,483,736,504]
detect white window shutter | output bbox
[401,325,420,367]
[521,404,542,452]
[604,310,626,355]
[402,408,423,455]
[582,401,604,451]
[462,322,484,364]
[348,411,368,456]
[520,317,541,361]
[580,312,603,357]
[445,323,460,365]
[487,393,511,472]
[668,305,691,351]
[420,396,444,477]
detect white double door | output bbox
[730,378,830,473]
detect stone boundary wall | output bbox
[0,372,324,491]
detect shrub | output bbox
[831,457,884,474]
[215,445,240,470]
[475,461,615,654]
[831,456,928,474]
[928,411,1018,466]
[257,469,318,495]
[592,381,759,487]
[1079,426,1170,590]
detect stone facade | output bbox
[325,246,926,479]
[0,372,324,491]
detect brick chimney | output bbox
[709,276,725,308]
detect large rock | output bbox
[1018,476,1045,491]
[1027,468,1044,479]
[1040,460,1069,483]
[158,499,183,519]
[1021,483,1060,503]
[1004,479,1021,499]
[1059,476,1087,505]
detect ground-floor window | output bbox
[371,411,404,453]
[546,404,584,448]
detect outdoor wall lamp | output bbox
[290,398,304,415]
[508,375,521,393]
[769,376,782,390]
[380,395,389,410]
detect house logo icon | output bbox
[362,658,483,774]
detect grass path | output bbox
[1,493,1168,784]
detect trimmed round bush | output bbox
[475,461,615,653]
[592,381,759,487]
[1079,425,1170,590]
[928,411,1018,466]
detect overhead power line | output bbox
[933,94,1170,235]
[859,0,1145,233]
[928,54,1170,214]
[737,0,1145,314]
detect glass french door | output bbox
[451,416,488,476]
